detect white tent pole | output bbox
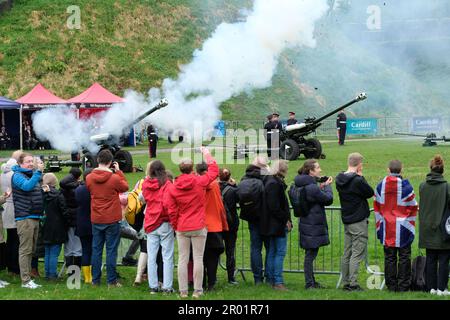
[19,105,23,150]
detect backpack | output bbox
[288,184,310,218]
[236,178,264,220]
[411,255,427,291]
[125,179,144,225]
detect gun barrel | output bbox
[314,93,367,124]
[394,132,428,138]
[131,99,168,127]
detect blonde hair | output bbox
[348,153,363,167]
[43,173,58,188]
[11,150,23,161]
[252,155,269,169]
[270,160,289,176]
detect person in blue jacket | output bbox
[12,153,44,289]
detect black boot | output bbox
[65,256,75,277]
[73,256,82,269]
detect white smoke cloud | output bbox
[32,0,328,152]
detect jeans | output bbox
[304,248,319,288]
[266,229,288,285]
[146,222,174,290]
[248,222,269,284]
[426,249,450,291]
[91,222,121,285]
[44,244,62,278]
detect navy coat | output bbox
[295,174,333,249]
[74,182,92,237]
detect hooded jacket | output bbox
[419,172,450,250]
[295,174,333,249]
[11,165,43,220]
[1,159,17,228]
[143,178,172,233]
[239,165,267,223]
[260,175,291,237]
[60,173,80,227]
[86,168,129,224]
[335,172,374,225]
[165,154,219,232]
[219,181,239,232]
[42,186,69,244]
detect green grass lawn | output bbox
[1,137,449,300]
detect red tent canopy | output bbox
[16,83,67,107]
[68,82,124,106]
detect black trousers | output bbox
[266,137,272,157]
[203,248,222,288]
[304,248,319,288]
[148,136,158,158]
[384,246,411,291]
[426,249,450,291]
[80,235,93,266]
[6,228,20,274]
[338,125,346,145]
[223,231,238,281]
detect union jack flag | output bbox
[374,175,418,248]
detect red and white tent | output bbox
[16,83,68,149]
[68,82,124,118]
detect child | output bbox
[41,173,69,280]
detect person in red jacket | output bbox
[142,160,174,294]
[86,150,129,287]
[164,147,218,299]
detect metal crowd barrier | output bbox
[230,206,390,289]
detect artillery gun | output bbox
[279,93,367,160]
[40,155,83,173]
[82,99,168,172]
[394,132,450,147]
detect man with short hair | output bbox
[12,153,44,289]
[238,156,270,284]
[374,160,418,292]
[86,150,129,287]
[336,153,374,291]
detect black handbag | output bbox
[440,184,450,241]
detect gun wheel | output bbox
[303,138,322,159]
[279,139,300,161]
[115,150,133,172]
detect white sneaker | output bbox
[21,280,41,289]
[437,289,450,296]
[0,280,10,286]
[430,289,438,295]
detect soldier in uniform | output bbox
[336,109,347,145]
[264,114,273,157]
[269,112,281,159]
[287,111,298,126]
[147,123,158,158]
